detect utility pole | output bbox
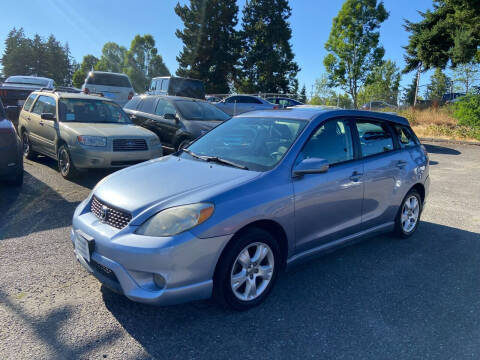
[414,64,421,107]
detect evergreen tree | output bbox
[95,42,127,73]
[300,85,307,103]
[402,75,418,106]
[290,78,299,99]
[1,28,32,76]
[426,68,447,101]
[72,55,99,88]
[175,0,240,94]
[324,0,388,108]
[237,0,299,94]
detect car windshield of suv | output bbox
[181,116,307,171]
[175,100,230,121]
[58,98,132,124]
[5,76,50,87]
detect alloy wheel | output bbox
[401,195,420,233]
[59,148,70,175]
[230,242,274,301]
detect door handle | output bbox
[349,171,363,182]
[396,160,407,168]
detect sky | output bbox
[0,0,435,97]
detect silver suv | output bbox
[18,90,162,179]
[82,71,134,107]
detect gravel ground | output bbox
[0,142,479,360]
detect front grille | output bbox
[90,196,132,229]
[113,138,148,152]
[91,259,119,283]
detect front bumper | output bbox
[70,145,163,169]
[71,209,231,305]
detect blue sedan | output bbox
[71,108,430,310]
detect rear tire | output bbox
[22,131,37,160]
[214,228,280,311]
[6,169,23,187]
[395,189,422,238]
[57,144,78,179]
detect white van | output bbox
[82,71,134,107]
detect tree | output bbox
[124,34,169,92]
[290,78,299,99]
[72,55,98,88]
[402,76,418,106]
[323,0,389,108]
[95,42,127,73]
[403,0,480,73]
[1,28,32,76]
[175,0,240,94]
[237,0,299,94]
[312,74,334,104]
[453,62,480,94]
[299,85,307,103]
[425,68,447,101]
[358,60,401,106]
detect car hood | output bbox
[92,155,260,216]
[61,123,155,137]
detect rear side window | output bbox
[356,120,394,157]
[394,125,417,148]
[161,80,168,91]
[31,96,56,116]
[124,97,142,110]
[149,80,157,91]
[23,94,37,112]
[138,97,156,114]
[240,96,262,104]
[86,73,132,88]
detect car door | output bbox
[355,119,405,229]
[29,95,53,154]
[35,95,58,157]
[150,98,180,149]
[293,118,364,253]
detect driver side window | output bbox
[301,119,354,166]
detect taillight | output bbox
[128,92,133,100]
[83,87,89,94]
[273,105,279,110]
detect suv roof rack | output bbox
[38,87,81,94]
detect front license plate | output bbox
[75,233,91,262]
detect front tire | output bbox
[22,131,37,160]
[395,189,422,238]
[214,228,280,311]
[57,144,78,179]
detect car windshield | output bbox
[175,100,230,121]
[5,76,50,86]
[58,98,132,124]
[181,117,307,172]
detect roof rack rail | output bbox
[37,87,81,93]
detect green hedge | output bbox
[453,95,480,128]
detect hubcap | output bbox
[59,149,70,174]
[230,242,274,301]
[401,195,420,233]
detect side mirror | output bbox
[164,113,177,120]
[41,113,55,121]
[293,158,329,177]
[6,105,19,119]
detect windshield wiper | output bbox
[182,149,248,170]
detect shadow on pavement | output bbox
[424,143,461,155]
[102,221,480,359]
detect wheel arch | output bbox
[410,182,425,204]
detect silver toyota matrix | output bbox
[72,108,430,310]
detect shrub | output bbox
[453,95,480,128]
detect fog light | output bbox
[153,274,166,289]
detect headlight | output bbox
[136,203,214,237]
[150,137,161,146]
[77,135,107,147]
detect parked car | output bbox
[124,95,230,152]
[148,76,205,100]
[361,101,396,110]
[266,97,303,108]
[18,90,162,179]
[205,95,223,103]
[443,92,465,103]
[82,71,134,107]
[0,99,23,186]
[71,108,429,310]
[215,95,278,116]
[0,75,54,127]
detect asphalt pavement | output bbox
[0,142,479,360]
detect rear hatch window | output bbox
[86,73,132,88]
[169,78,205,99]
